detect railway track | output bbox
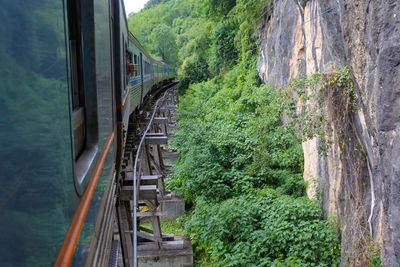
[115,82,182,267]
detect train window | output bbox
[126,51,134,79]
[67,0,85,159]
[123,38,127,87]
[68,0,99,192]
[133,55,137,76]
[144,61,149,75]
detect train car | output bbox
[0,0,175,266]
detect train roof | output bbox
[128,31,172,67]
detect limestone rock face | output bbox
[257,0,400,265]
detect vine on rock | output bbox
[289,66,379,266]
[288,66,357,155]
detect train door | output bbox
[67,0,99,194]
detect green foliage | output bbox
[336,66,356,109]
[128,0,270,89]
[128,0,196,67]
[289,66,356,155]
[166,50,341,264]
[137,1,342,265]
[143,0,171,10]
[207,21,238,74]
[370,249,381,267]
[187,189,341,266]
[140,215,189,236]
[348,238,382,267]
[231,0,269,59]
[149,23,178,64]
[178,53,210,93]
[203,0,237,17]
[367,240,381,267]
[289,73,325,144]
[169,58,304,203]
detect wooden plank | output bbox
[146,132,166,137]
[139,185,157,201]
[137,240,184,251]
[141,117,168,124]
[157,192,172,201]
[142,174,163,180]
[145,136,168,145]
[160,105,176,111]
[151,216,162,243]
[117,203,133,267]
[124,175,161,186]
[161,234,175,241]
[137,211,166,217]
[120,185,157,201]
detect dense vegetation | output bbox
[129,0,341,265]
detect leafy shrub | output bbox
[169,58,304,203]
[187,189,341,266]
[178,53,210,92]
[168,55,341,266]
[134,1,342,266]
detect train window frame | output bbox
[134,54,138,77]
[122,37,126,91]
[126,50,134,79]
[67,0,99,195]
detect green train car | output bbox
[0,0,175,266]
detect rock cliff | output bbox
[257,0,400,265]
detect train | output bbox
[0,0,175,266]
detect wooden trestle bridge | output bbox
[112,83,191,267]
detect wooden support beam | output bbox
[137,231,162,242]
[138,226,153,234]
[117,202,133,267]
[151,215,162,244]
[141,145,152,175]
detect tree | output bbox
[144,0,171,10]
[149,24,178,65]
[205,0,236,17]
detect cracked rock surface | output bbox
[257,0,400,265]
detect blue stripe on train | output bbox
[129,76,141,87]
